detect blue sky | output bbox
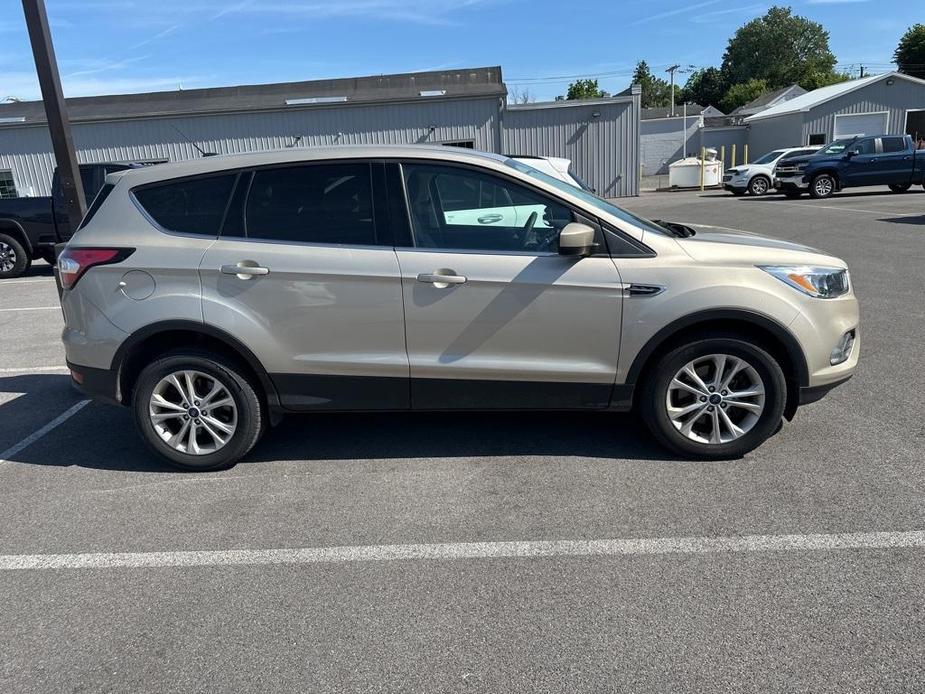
[0,0,912,103]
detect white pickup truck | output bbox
[723,146,820,196]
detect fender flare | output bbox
[111,319,281,407]
[624,308,809,387]
[0,218,34,254]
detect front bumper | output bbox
[799,375,852,406]
[775,174,808,191]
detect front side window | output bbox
[402,163,572,252]
[820,138,856,155]
[852,138,876,155]
[245,163,376,245]
[135,174,236,236]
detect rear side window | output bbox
[244,163,376,245]
[134,174,236,235]
[881,137,906,153]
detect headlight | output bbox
[759,265,850,298]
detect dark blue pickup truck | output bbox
[0,162,156,278]
[774,134,925,199]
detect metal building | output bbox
[745,71,925,155]
[0,66,641,199]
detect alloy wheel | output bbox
[750,177,768,195]
[666,354,766,445]
[0,241,16,273]
[813,177,833,197]
[148,370,238,455]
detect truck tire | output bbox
[0,233,31,279]
[809,174,836,199]
[888,183,911,193]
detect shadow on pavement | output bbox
[1,374,678,471]
[879,215,925,226]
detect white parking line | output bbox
[0,278,55,286]
[0,366,70,374]
[0,306,59,313]
[0,400,90,466]
[754,201,922,216]
[2,529,922,571]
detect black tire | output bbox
[747,175,771,196]
[640,335,787,460]
[132,350,264,471]
[0,232,31,279]
[784,190,803,199]
[809,173,836,199]
[888,183,911,193]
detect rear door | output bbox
[394,161,623,410]
[199,161,409,411]
[876,136,913,185]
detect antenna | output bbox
[170,123,211,157]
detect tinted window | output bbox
[77,183,114,230]
[135,174,236,235]
[403,163,572,252]
[881,137,906,153]
[245,163,376,245]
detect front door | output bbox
[395,161,623,409]
[843,137,880,186]
[200,161,409,411]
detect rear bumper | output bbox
[66,361,121,406]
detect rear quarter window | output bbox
[134,174,236,235]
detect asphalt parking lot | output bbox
[1,186,924,692]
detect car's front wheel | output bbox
[810,174,836,199]
[0,233,30,279]
[747,176,770,196]
[888,183,911,193]
[641,336,787,459]
[133,351,264,471]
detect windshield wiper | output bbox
[651,219,696,238]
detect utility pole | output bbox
[859,65,865,78]
[21,0,86,229]
[666,64,681,117]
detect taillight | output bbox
[58,247,134,290]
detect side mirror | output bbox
[558,222,596,257]
[845,149,859,158]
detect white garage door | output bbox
[833,112,888,138]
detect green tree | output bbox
[681,67,727,109]
[721,6,838,90]
[721,78,769,112]
[894,24,925,79]
[566,79,605,100]
[632,60,674,108]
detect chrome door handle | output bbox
[477,214,503,224]
[417,271,467,286]
[221,262,270,279]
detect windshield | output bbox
[820,138,857,155]
[753,150,786,165]
[504,158,672,237]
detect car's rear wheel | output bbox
[641,336,787,459]
[888,183,911,193]
[809,174,836,199]
[0,233,30,279]
[132,351,264,471]
[747,176,770,196]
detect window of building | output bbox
[807,133,826,146]
[134,174,236,236]
[244,163,376,245]
[440,141,475,149]
[402,163,572,253]
[0,170,17,199]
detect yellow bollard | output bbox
[744,144,749,165]
[731,143,737,168]
[720,145,726,172]
[700,147,705,191]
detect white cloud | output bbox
[629,0,724,27]
[0,70,204,101]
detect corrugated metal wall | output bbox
[801,76,925,142]
[0,97,502,196]
[501,96,639,197]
